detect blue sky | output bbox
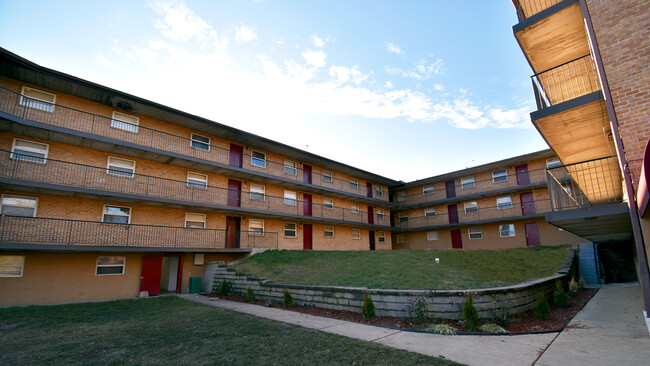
[0,0,548,181]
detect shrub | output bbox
[568,277,579,296]
[362,291,375,321]
[217,280,230,296]
[406,297,429,324]
[427,324,457,335]
[489,297,513,326]
[462,293,479,331]
[245,287,256,302]
[479,323,508,334]
[283,290,294,308]
[553,280,570,308]
[533,293,550,319]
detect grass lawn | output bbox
[0,296,458,366]
[235,246,569,290]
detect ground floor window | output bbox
[352,229,361,239]
[95,256,126,275]
[427,231,439,241]
[468,227,483,239]
[324,226,334,238]
[500,224,516,237]
[0,256,25,277]
[284,223,297,238]
[377,231,386,243]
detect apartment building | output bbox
[390,150,585,249]
[509,0,650,322]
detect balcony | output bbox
[532,55,600,110]
[0,86,388,204]
[0,215,278,251]
[512,0,563,21]
[0,150,390,228]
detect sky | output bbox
[0,0,549,182]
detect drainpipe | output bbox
[579,0,650,320]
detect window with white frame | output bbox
[107,157,135,178]
[284,160,297,175]
[377,208,384,220]
[111,111,139,133]
[102,205,131,224]
[497,196,513,210]
[350,178,359,189]
[187,172,208,189]
[427,231,439,241]
[423,185,434,195]
[351,204,359,214]
[322,170,333,183]
[464,201,478,213]
[546,158,562,169]
[468,227,483,239]
[375,186,384,197]
[251,151,266,168]
[323,197,334,210]
[284,223,297,238]
[250,184,265,201]
[500,224,515,237]
[0,255,25,277]
[249,219,264,236]
[461,176,475,189]
[399,212,409,223]
[396,233,406,243]
[19,86,56,112]
[191,134,210,151]
[284,190,297,206]
[492,169,508,183]
[397,192,407,202]
[11,139,49,163]
[185,213,206,229]
[352,229,361,239]
[1,195,37,217]
[324,226,334,238]
[424,207,436,217]
[96,256,126,275]
[377,231,386,243]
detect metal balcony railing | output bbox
[532,55,600,110]
[512,0,563,21]
[546,156,623,211]
[0,150,389,227]
[0,87,387,201]
[0,215,278,249]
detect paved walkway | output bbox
[181,283,650,366]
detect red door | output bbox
[229,144,243,168]
[451,229,463,249]
[516,164,530,186]
[366,182,373,198]
[525,222,541,246]
[303,194,312,216]
[303,224,312,250]
[448,204,459,224]
[445,180,456,198]
[369,230,375,250]
[226,216,241,248]
[367,206,374,225]
[520,192,536,216]
[140,255,163,296]
[227,179,241,207]
[303,164,312,184]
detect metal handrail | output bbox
[531,54,600,109]
[512,0,563,21]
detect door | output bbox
[520,192,536,215]
[303,194,312,217]
[448,204,459,224]
[140,255,163,296]
[227,179,241,207]
[303,224,312,250]
[525,222,541,247]
[160,254,184,294]
[367,206,374,225]
[451,229,463,249]
[225,216,241,248]
[515,164,530,186]
[366,182,373,198]
[303,164,312,184]
[445,180,456,198]
[369,230,375,250]
[229,144,243,168]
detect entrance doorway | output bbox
[139,254,184,296]
[516,164,530,185]
[524,222,541,246]
[451,229,463,249]
[226,216,241,248]
[369,230,375,250]
[303,224,312,250]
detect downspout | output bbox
[579,0,650,316]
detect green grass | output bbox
[0,297,457,366]
[235,246,569,290]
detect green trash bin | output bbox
[189,276,201,294]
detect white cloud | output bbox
[387,58,445,80]
[488,106,532,128]
[434,84,444,91]
[235,24,257,43]
[311,35,325,48]
[95,53,121,70]
[329,65,368,85]
[385,81,393,89]
[386,42,404,55]
[302,49,327,68]
[150,0,214,42]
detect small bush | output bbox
[553,280,570,308]
[283,290,294,308]
[245,287,256,302]
[533,293,550,319]
[489,300,513,327]
[479,323,508,334]
[217,280,230,296]
[427,324,457,335]
[462,294,479,331]
[362,291,375,321]
[568,277,579,295]
[578,276,586,288]
[406,297,429,324]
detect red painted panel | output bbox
[369,230,375,250]
[303,224,312,250]
[229,144,243,168]
[367,206,374,225]
[226,216,240,248]
[448,204,459,224]
[451,229,463,249]
[638,138,650,217]
[303,164,312,184]
[525,222,541,247]
[303,194,312,217]
[366,182,373,198]
[445,180,456,198]
[520,192,536,216]
[516,164,530,186]
[227,179,241,207]
[139,255,163,296]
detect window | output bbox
[350,178,359,189]
[427,231,439,241]
[251,151,266,168]
[107,157,135,178]
[324,226,334,238]
[249,219,264,236]
[461,176,475,189]
[351,204,359,214]
[96,256,126,275]
[396,233,406,243]
[191,134,210,151]
[377,231,386,243]
[187,172,208,189]
[424,207,436,217]
[375,186,384,197]
[423,185,434,195]
[284,191,297,206]
[397,192,407,202]
[111,111,139,133]
[284,160,297,175]
[11,139,49,163]
[1,195,37,217]
[0,256,25,277]
[322,170,333,183]
[352,229,361,240]
[468,227,483,239]
[377,208,384,220]
[250,184,265,201]
[185,213,206,229]
[500,224,516,237]
[492,169,508,183]
[284,223,297,238]
[546,158,562,169]
[323,198,334,210]
[102,205,131,224]
[399,212,409,223]
[19,86,55,112]
[464,201,478,213]
[497,196,513,210]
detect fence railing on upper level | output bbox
[532,55,600,110]
[0,215,278,249]
[512,0,564,21]
[0,86,388,202]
